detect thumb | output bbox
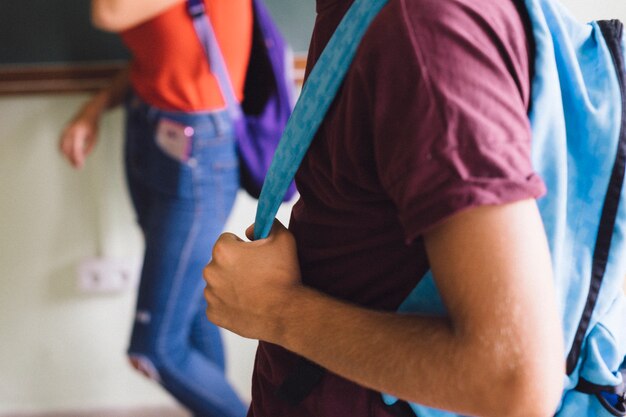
[218,232,245,244]
[245,223,255,241]
[247,220,287,241]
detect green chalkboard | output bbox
[0,1,130,66]
[0,0,314,94]
[0,0,314,67]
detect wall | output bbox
[563,0,626,22]
[0,94,297,413]
[1,0,625,414]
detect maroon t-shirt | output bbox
[248,0,545,416]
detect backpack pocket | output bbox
[557,294,626,416]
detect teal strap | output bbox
[253,0,389,240]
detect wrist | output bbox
[270,286,326,350]
[77,106,102,126]
[78,91,112,122]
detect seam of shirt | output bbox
[398,0,447,127]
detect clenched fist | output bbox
[203,220,303,343]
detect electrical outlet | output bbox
[77,257,140,294]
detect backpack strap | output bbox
[185,0,244,122]
[576,370,626,396]
[252,0,389,239]
[576,369,626,415]
[252,0,390,407]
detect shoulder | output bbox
[356,0,531,108]
[362,0,531,68]
[377,0,529,41]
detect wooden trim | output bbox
[0,62,129,95]
[0,56,308,96]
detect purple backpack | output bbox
[187,0,296,200]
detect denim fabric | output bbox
[124,95,247,417]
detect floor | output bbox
[1,406,190,417]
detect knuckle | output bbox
[212,237,228,261]
[212,234,238,264]
[202,264,213,282]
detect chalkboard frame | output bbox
[0,0,312,96]
[0,57,306,96]
[0,62,127,95]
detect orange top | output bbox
[120,0,253,111]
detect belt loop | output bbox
[215,110,228,136]
[146,104,160,124]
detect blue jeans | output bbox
[124,95,247,417]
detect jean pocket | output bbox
[146,126,194,198]
[154,118,193,164]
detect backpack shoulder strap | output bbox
[253,0,389,239]
[186,0,243,120]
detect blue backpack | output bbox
[253,0,626,415]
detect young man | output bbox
[203,0,565,416]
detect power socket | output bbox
[77,257,141,294]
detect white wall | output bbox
[0,94,295,413]
[1,0,625,414]
[564,0,626,22]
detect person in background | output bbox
[59,1,252,416]
[202,0,565,416]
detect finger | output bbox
[204,293,224,327]
[205,306,224,328]
[203,286,215,304]
[250,219,287,241]
[83,135,97,157]
[59,130,68,154]
[217,232,244,243]
[245,224,255,241]
[205,301,217,323]
[60,130,72,159]
[202,263,213,285]
[72,135,87,169]
[212,232,245,261]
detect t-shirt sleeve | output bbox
[365,0,546,243]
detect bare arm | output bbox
[91,0,184,32]
[204,200,564,417]
[59,66,130,168]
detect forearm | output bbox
[59,65,130,168]
[77,66,130,122]
[91,0,184,32]
[204,205,563,416]
[273,286,557,417]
